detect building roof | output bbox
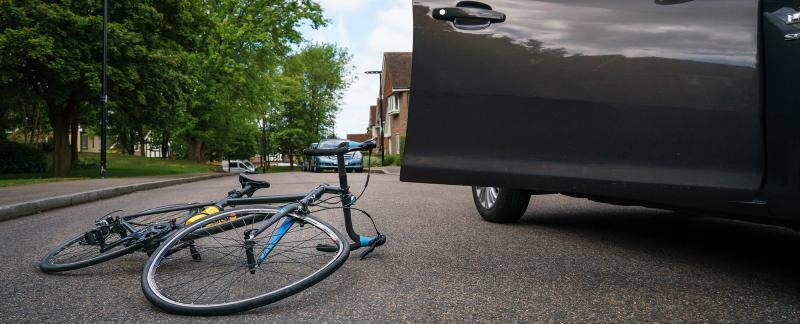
[383,52,412,90]
[347,133,371,143]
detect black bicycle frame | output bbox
[119,152,372,251]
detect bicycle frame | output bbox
[117,156,375,255]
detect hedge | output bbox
[0,141,48,173]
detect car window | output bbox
[319,141,343,149]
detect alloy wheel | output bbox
[474,186,499,209]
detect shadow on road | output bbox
[518,208,800,290]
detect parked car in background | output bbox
[303,142,318,171]
[401,1,800,227]
[306,139,364,173]
[221,160,256,173]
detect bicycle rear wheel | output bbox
[142,208,350,315]
[40,232,139,273]
[40,207,193,273]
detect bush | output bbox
[363,154,382,167]
[394,154,402,166]
[382,154,395,166]
[0,141,48,173]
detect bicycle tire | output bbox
[40,233,140,273]
[40,206,195,273]
[141,208,350,315]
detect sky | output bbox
[299,0,413,138]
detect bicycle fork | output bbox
[244,216,296,274]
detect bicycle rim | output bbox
[40,232,139,273]
[142,208,349,315]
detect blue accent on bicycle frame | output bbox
[359,235,375,247]
[257,217,296,265]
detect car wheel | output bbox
[471,186,530,223]
[356,168,363,173]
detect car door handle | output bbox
[433,6,506,30]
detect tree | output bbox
[0,0,203,175]
[267,43,352,161]
[283,43,352,139]
[180,0,326,162]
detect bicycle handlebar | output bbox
[303,138,377,157]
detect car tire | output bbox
[356,168,363,173]
[471,187,530,223]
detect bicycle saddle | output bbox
[239,174,271,190]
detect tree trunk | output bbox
[188,137,205,162]
[70,121,79,164]
[48,99,78,177]
[50,116,71,176]
[160,131,170,159]
[289,148,294,170]
[126,129,136,155]
[139,138,146,157]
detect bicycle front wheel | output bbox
[141,208,350,315]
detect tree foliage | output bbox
[1,0,352,174]
[267,43,352,163]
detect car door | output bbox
[401,0,764,211]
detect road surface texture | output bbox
[1,172,798,322]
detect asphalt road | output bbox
[1,172,799,322]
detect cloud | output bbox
[367,4,413,52]
[318,0,373,13]
[321,0,413,137]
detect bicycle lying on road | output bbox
[41,139,386,315]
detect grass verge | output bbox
[0,152,215,187]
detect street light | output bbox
[364,70,384,165]
[100,0,109,178]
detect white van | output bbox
[221,160,256,173]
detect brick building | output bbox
[347,52,412,155]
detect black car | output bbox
[401,1,800,226]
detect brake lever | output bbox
[359,234,386,260]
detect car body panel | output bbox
[401,0,782,218]
[221,160,256,173]
[761,1,800,221]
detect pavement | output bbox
[370,165,401,174]
[1,171,799,322]
[0,173,231,221]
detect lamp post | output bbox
[364,70,384,165]
[100,0,109,178]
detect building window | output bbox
[387,95,399,114]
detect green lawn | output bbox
[0,152,215,187]
[262,166,302,173]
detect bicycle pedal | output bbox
[315,244,338,252]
